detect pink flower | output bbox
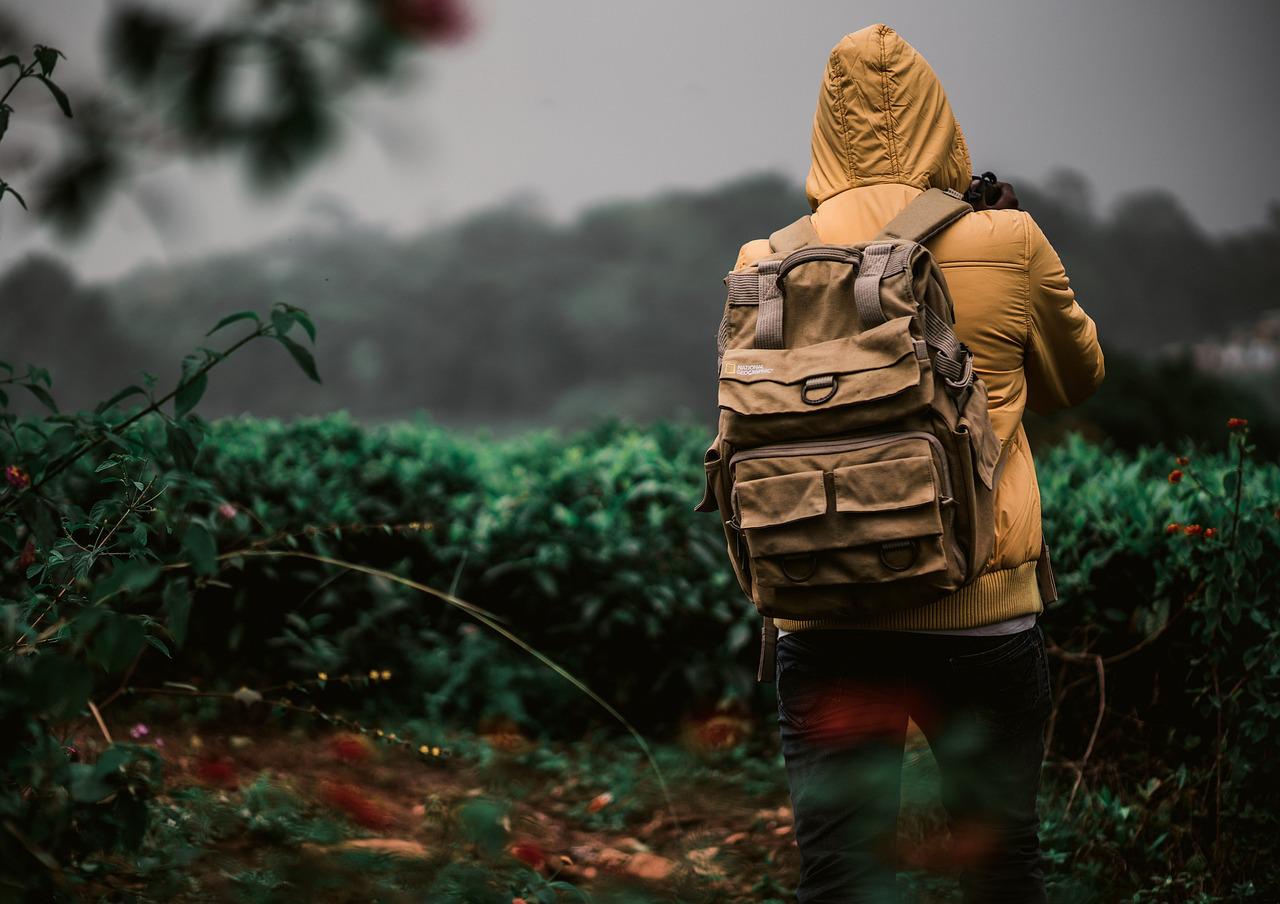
[218,502,238,520]
[4,465,30,489]
[129,723,150,739]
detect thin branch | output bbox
[1065,654,1106,815]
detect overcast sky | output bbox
[3,0,1279,281]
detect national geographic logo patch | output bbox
[723,362,773,376]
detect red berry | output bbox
[1184,524,1203,537]
[1175,456,1190,466]
[1165,523,1180,535]
[1226,417,1248,429]
[1168,470,1183,484]
[1203,527,1217,540]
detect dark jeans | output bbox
[776,626,1051,904]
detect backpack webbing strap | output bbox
[853,242,894,328]
[923,306,975,394]
[874,187,972,244]
[757,616,778,683]
[753,217,820,349]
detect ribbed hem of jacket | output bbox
[771,562,1043,633]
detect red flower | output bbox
[1184,524,1203,537]
[1203,527,1217,540]
[1175,456,1190,466]
[1168,470,1183,484]
[382,0,471,41]
[1165,523,1180,535]
[1227,417,1249,429]
[17,540,36,569]
[510,840,547,871]
[4,465,29,489]
[320,780,392,829]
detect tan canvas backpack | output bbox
[696,189,1003,678]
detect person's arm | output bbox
[733,239,771,271]
[1023,213,1105,414]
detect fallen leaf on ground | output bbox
[626,851,677,881]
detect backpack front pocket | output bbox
[730,434,958,592]
[718,317,934,446]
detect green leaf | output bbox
[0,103,11,142]
[458,798,509,856]
[91,560,161,604]
[22,382,57,412]
[36,76,72,117]
[89,613,147,672]
[174,371,207,419]
[276,335,321,383]
[0,55,20,72]
[42,423,79,458]
[163,578,192,647]
[32,45,65,78]
[271,307,294,338]
[206,310,260,336]
[166,420,198,470]
[145,633,172,658]
[29,656,92,719]
[95,384,147,414]
[69,763,115,803]
[284,305,316,343]
[0,182,28,209]
[182,523,217,576]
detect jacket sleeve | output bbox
[1023,213,1105,414]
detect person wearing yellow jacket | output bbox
[731,24,1105,903]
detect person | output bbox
[729,24,1105,904]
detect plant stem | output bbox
[1228,434,1246,549]
[0,325,267,515]
[0,62,36,107]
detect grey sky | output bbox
[3,0,1279,281]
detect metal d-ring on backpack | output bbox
[696,189,1003,680]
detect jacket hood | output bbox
[805,24,972,210]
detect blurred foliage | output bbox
[0,304,320,896]
[3,173,1278,449]
[0,0,467,231]
[4,408,1277,897]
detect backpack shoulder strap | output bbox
[768,216,820,254]
[874,188,971,244]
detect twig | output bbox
[1046,606,1186,667]
[86,700,113,745]
[1065,654,1106,815]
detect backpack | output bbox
[695,189,1003,679]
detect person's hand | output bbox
[965,172,1020,211]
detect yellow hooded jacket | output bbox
[734,25,1105,631]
